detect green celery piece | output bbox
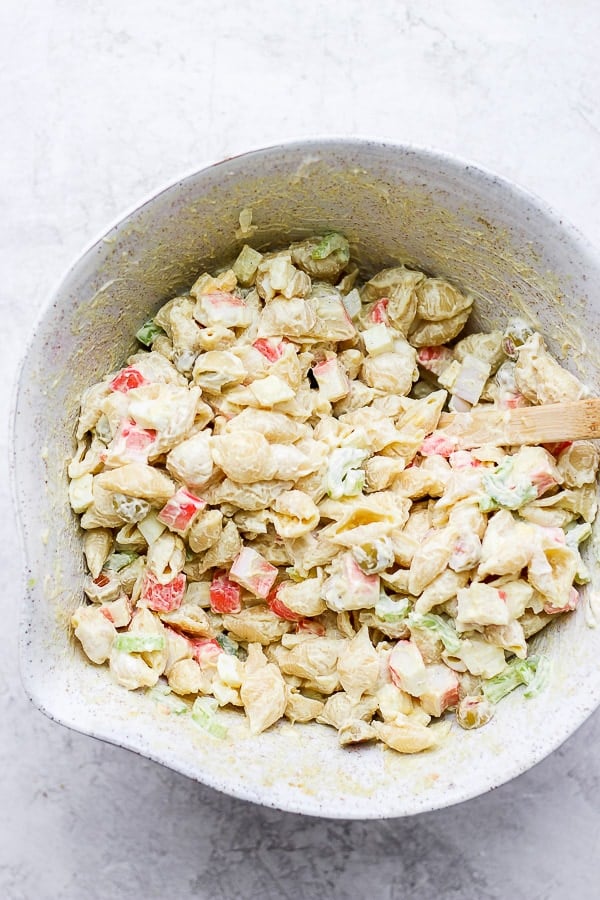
[135,318,165,347]
[192,697,228,739]
[327,447,368,500]
[114,633,165,653]
[480,458,537,511]
[408,612,461,655]
[147,682,189,715]
[311,233,350,262]
[104,551,138,572]
[483,656,539,704]
[566,522,592,549]
[523,656,551,698]
[375,594,410,623]
[342,468,365,497]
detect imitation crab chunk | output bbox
[109,367,147,393]
[141,571,186,613]
[157,487,206,534]
[229,547,278,599]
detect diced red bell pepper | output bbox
[267,584,302,622]
[370,298,390,324]
[157,487,206,533]
[190,637,223,667]
[420,432,457,458]
[141,571,186,613]
[110,366,147,393]
[252,337,285,362]
[209,571,242,614]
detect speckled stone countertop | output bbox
[3,1,600,897]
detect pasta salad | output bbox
[68,231,599,754]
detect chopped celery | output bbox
[566,522,592,549]
[480,458,537,512]
[192,697,228,739]
[326,447,368,500]
[147,682,189,714]
[311,233,350,262]
[135,318,165,347]
[342,468,365,496]
[482,656,540,704]
[114,633,165,653]
[375,594,410,622]
[408,612,461,655]
[104,551,138,572]
[523,656,551,698]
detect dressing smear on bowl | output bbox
[66,227,599,755]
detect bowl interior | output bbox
[14,140,600,818]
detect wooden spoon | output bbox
[436,398,600,449]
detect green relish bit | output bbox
[216,633,241,656]
[502,319,534,359]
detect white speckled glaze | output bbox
[12,139,600,819]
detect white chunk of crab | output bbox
[322,552,380,612]
[456,583,511,629]
[229,547,278,599]
[71,605,117,664]
[312,359,350,402]
[388,640,428,698]
[362,323,395,357]
[419,664,459,717]
[249,375,296,406]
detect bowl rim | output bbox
[11,136,600,818]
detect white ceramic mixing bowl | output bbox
[12,139,600,818]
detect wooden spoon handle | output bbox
[437,398,600,449]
